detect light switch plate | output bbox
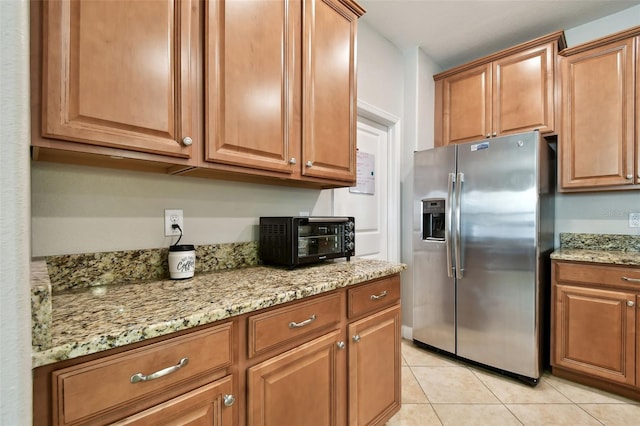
[629,212,640,228]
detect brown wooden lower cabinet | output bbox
[113,375,234,426]
[34,274,402,425]
[551,260,640,399]
[247,329,345,426]
[348,305,401,426]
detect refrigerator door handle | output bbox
[454,172,464,279]
[446,172,455,278]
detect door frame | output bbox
[348,100,401,262]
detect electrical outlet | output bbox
[164,209,184,236]
[630,212,640,228]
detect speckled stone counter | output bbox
[32,258,406,368]
[551,233,640,266]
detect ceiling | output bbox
[358,0,640,70]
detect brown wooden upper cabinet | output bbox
[204,0,364,185]
[35,0,199,165]
[434,32,566,147]
[559,27,640,191]
[32,0,364,187]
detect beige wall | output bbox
[31,162,331,256]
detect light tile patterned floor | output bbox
[387,340,640,425]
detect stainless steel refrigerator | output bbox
[412,131,554,384]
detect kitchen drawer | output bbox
[247,293,342,358]
[348,275,400,319]
[555,261,640,290]
[52,322,232,425]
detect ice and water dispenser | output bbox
[422,199,445,241]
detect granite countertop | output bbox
[551,233,640,266]
[32,258,406,368]
[550,248,640,266]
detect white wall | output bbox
[356,21,411,328]
[400,48,442,334]
[0,0,33,423]
[565,4,640,45]
[356,22,405,117]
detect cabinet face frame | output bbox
[559,38,635,189]
[40,0,197,159]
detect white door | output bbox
[334,116,389,260]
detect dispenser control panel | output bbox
[422,199,445,241]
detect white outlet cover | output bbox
[165,209,184,236]
[629,212,640,228]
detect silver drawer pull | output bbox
[289,314,317,328]
[130,357,189,383]
[622,276,640,283]
[370,290,388,300]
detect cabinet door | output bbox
[42,0,197,159]
[247,329,345,426]
[205,0,299,174]
[493,42,555,136]
[439,63,492,146]
[636,36,640,185]
[348,305,401,426]
[553,284,636,386]
[302,0,358,182]
[113,375,234,426]
[560,38,635,189]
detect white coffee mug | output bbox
[168,244,196,279]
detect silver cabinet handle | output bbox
[627,300,635,307]
[492,132,497,137]
[305,160,313,167]
[130,357,188,383]
[370,290,388,300]
[622,276,640,283]
[223,394,235,407]
[289,157,297,164]
[182,136,193,146]
[626,174,633,180]
[289,314,317,328]
[337,341,346,349]
[485,134,491,138]
[352,335,361,343]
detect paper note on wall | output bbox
[349,151,375,195]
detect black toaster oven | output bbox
[259,216,355,268]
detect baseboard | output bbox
[401,325,412,341]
